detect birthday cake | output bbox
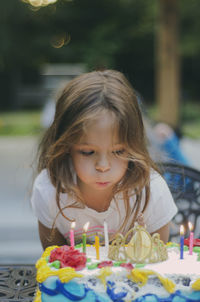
[34,226,200,302]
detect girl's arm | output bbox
[38,221,67,250]
[151,222,170,244]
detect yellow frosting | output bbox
[97,267,112,288]
[192,278,200,291]
[128,268,176,293]
[34,289,41,302]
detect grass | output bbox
[181,102,200,138]
[0,102,200,138]
[0,111,42,136]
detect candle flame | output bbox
[180,225,184,235]
[188,221,193,231]
[71,221,76,229]
[83,221,90,232]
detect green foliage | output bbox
[0,105,199,138]
[181,102,200,138]
[0,0,157,105]
[0,0,200,108]
[0,111,42,136]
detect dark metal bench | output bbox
[159,163,200,242]
[0,265,36,302]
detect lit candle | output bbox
[180,225,184,260]
[70,221,76,248]
[104,220,109,252]
[82,222,90,253]
[188,221,194,255]
[95,234,100,260]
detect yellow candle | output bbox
[82,222,90,253]
[95,235,100,260]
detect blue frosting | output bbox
[41,277,111,302]
[106,281,127,301]
[40,277,200,302]
[134,290,200,302]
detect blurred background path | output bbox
[0,135,199,264]
[0,136,42,264]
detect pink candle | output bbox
[188,221,194,255]
[70,221,76,248]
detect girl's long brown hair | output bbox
[37,69,158,235]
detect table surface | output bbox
[0,265,36,302]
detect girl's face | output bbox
[70,110,128,193]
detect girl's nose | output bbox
[95,155,110,172]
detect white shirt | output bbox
[31,169,177,243]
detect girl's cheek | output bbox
[79,157,94,168]
[114,157,128,167]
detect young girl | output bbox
[31,69,177,250]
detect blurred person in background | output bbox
[136,92,190,166]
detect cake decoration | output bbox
[49,245,86,270]
[109,224,168,263]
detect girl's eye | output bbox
[79,150,94,156]
[112,149,125,156]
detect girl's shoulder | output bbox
[149,169,170,194]
[34,169,51,185]
[150,169,163,182]
[33,169,55,196]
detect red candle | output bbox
[188,221,194,255]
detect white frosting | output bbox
[145,248,200,276]
[83,245,200,276]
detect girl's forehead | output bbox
[79,110,121,145]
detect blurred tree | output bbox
[155,0,180,128]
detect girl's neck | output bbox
[78,181,113,212]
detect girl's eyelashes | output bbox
[79,150,94,156]
[77,148,126,156]
[112,149,125,155]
